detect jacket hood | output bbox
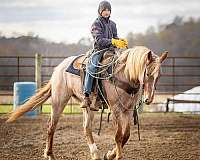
[98,1,111,16]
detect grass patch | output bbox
[0,104,82,114]
[0,104,13,113]
[0,104,109,115]
[42,104,82,113]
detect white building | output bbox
[169,86,200,112]
[153,86,200,112]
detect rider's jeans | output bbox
[83,52,103,95]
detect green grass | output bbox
[42,104,82,113]
[0,104,13,113]
[0,104,82,114]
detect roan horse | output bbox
[7,46,167,160]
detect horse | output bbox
[6,46,168,160]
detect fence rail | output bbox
[0,55,200,89]
[0,55,200,110]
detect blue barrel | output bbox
[13,82,38,117]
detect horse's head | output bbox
[143,51,168,105]
[122,46,168,105]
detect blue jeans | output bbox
[83,52,103,95]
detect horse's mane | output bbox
[118,46,159,84]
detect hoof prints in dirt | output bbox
[0,113,200,160]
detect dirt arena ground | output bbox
[0,113,200,160]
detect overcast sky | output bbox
[0,0,199,43]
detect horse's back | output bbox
[54,56,79,71]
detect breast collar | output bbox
[111,77,140,95]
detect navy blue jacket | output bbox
[91,16,118,50]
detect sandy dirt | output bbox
[0,113,200,160]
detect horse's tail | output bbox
[6,81,51,123]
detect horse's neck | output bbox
[113,53,140,88]
[114,63,137,87]
[114,65,126,81]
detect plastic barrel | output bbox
[13,82,38,117]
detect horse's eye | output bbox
[147,73,149,77]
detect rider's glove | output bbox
[120,38,128,46]
[111,38,128,48]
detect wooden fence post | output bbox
[165,98,170,112]
[35,53,42,113]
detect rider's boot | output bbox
[90,95,101,111]
[80,96,91,108]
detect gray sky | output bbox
[0,0,199,43]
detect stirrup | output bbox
[80,97,91,108]
[90,106,99,111]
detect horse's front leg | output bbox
[104,111,131,160]
[114,119,123,160]
[83,108,101,160]
[104,121,130,160]
[105,109,123,160]
[105,121,123,160]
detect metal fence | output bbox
[0,55,200,111]
[0,55,66,93]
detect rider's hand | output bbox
[111,38,128,48]
[120,38,128,46]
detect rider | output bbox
[81,0,128,110]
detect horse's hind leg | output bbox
[44,99,67,160]
[83,108,101,160]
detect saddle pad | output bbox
[65,55,85,76]
[65,52,114,76]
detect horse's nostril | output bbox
[144,98,151,105]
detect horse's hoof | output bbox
[116,156,123,160]
[44,149,56,160]
[91,151,101,160]
[48,155,56,160]
[104,153,108,160]
[44,149,48,158]
[104,151,115,160]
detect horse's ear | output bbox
[148,51,152,60]
[146,51,152,64]
[160,51,168,63]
